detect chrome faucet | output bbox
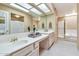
[10,37,18,42]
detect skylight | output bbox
[34,3,40,5]
[17,3,32,9]
[10,3,29,12]
[30,8,42,15]
[38,4,50,13]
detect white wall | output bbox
[65,15,77,30]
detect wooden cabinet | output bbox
[9,42,39,56]
[39,33,55,50]
[7,33,55,56]
[48,33,55,48]
[27,42,39,56]
[39,37,49,49]
[10,44,33,56]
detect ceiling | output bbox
[53,3,77,17]
[2,3,53,17]
[1,3,77,17]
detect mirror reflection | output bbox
[0,11,25,35]
[10,13,24,34]
[0,16,5,35]
[42,23,45,29]
[49,22,52,29]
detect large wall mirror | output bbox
[10,13,24,34]
[0,11,9,35]
[0,11,25,35]
[0,16,5,35]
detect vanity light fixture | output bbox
[10,3,29,13]
[15,15,20,18]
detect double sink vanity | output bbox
[0,30,55,56]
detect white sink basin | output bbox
[0,40,28,54]
[12,40,28,46]
[0,40,28,47]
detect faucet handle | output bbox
[9,36,18,42]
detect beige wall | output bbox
[0,4,33,32]
[77,4,79,48]
[65,15,77,30]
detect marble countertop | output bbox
[0,34,48,56]
[36,30,54,34]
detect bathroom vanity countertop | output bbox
[36,30,54,34]
[0,34,48,56]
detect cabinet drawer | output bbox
[27,47,39,56]
[11,44,33,56]
[35,42,39,48]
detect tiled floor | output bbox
[40,39,79,56]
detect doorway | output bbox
[65,15,77,42]
[58,15,77,42]
[58,17,65,39]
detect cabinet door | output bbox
[39,37,49,49]
[49,33,55,48]
[10,44,33,56]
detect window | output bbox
[34,3,40,5]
